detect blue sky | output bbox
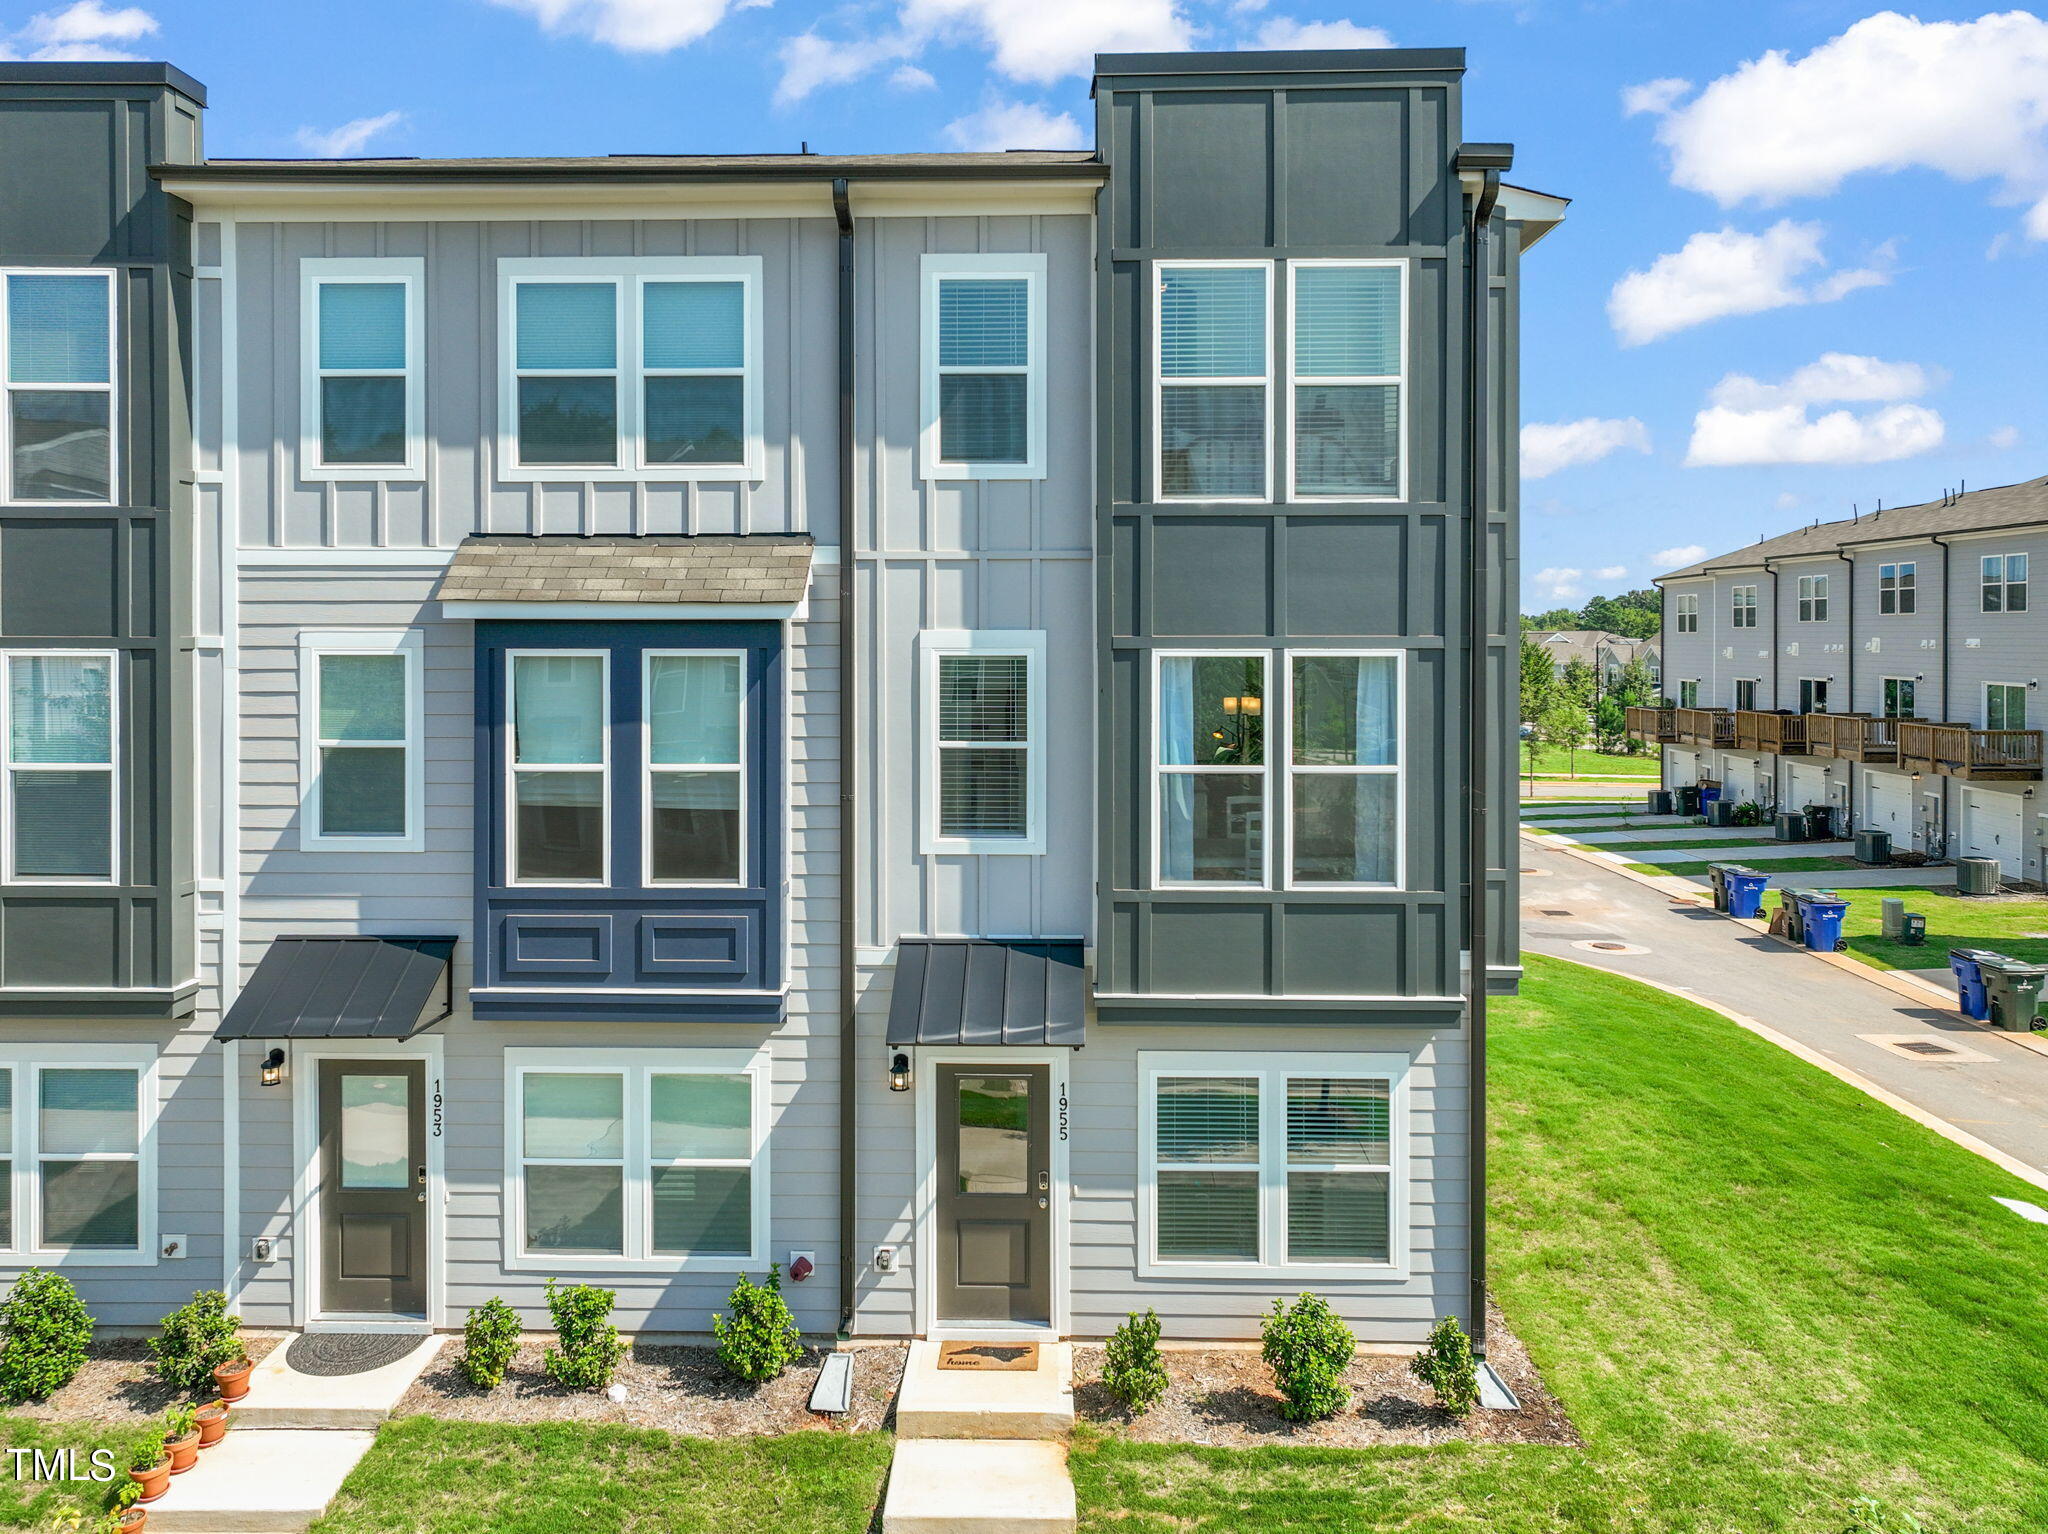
[9,0,2045,610]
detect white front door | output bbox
[1785,763,1828,813]
[1961,789,2026,878]
[1862,773,1913,847]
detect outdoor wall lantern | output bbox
[260,1048,286,1087]
[888,1052,912,1093]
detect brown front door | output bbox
[318,1060,427,1316]
[936,1065,1051,1326]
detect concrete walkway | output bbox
[1521,833,2048,1175]
[1578,838,1857,864]
[882,1343,1077,1532]
[1562,824,1813,846]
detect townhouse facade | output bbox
[1528,628,1658,690]
[0,49,1561,1348]
[1640,477,2048,881]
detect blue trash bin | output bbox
[1727,868,1770,920]
[1801,895,1848,952]
[1950,947,1995,1021]
[1698,784,1722,804]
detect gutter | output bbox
[1458,144,1504,1358]
[150,159,1108,186]
[833,177,859,1336]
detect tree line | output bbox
[1520,588,1661,640]
[1518,588,1663,770]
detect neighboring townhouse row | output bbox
[1528,628,1659,690]
[0,51,1562,1350]
[1638,476,2048,880]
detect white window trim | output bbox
[1675,593,1699,633]
[1981,552,2028,614]
[506,648,611,888]
[1881,676,1916,719]
[918,629,1046,856]
[1153,259,1274,505]
[502,1046,770,1273]
[0,267,118,509]
[1,648,118,886]
[297,630,426,853]
[1151,648,1272,890]
[1798,678,1830,713]
[1678,679,1699,707]
[1285,257,1407,504]
[1282,648,1405,891]
[1878,562,1916,616]
[919,253,1047,481]
[640,648,746,888]
[495,256,765,484]
[1137,1050,1410,1283]
[1731,585,1758,628]
[1734,678,1760,711]
[1796,574,1828,623]
[1986,681,2027,733]
[298,257,426,481]
[0,1045,157,1268]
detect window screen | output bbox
[315,281,409,467]
[6,272,112,502]
[1159,266,1267,498]
[936,277,1030,465]
[936,653,1031,839]
[1292,265,1401,498]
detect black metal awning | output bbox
[885,940,1086,1048]
[215,936,456,1041]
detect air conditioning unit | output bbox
[1775,811,1808,841]
[1956,857,2001,896]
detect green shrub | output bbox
[712,1267,804,1384]
[542,1278,625,1391]
[1260,1291,1355,1422]
[1100,1308,1169,1412]
[1409,1313,1479,1416]
[459,1297,523,1390]
[1731,799,1768,827]
[148,1290,243,1397]
[0,1269,94,1402]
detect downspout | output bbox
[1931,533,1953,857]
[1834,550,1853,829]
[1462,158,1501,1358]
[833,177,859,1335]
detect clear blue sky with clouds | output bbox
[8,0,2044,611]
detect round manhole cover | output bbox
[1520,867,1545,876]
[1570,938,1650,956]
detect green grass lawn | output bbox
[1072,953,2048,1532]
[1624,854,1860,878]
[1519,745,1659,778]
[1830,884,2048,972]
[0,1415,163,1528]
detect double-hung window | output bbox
[2,269,114,504]
[509,651,609,885]
[1154,650,1400,890]
[299,632,423,852]
[1730,585,1758,628]
[508,1048,767,1269]
[1674,593,1699,633]
[1797,574,1828,622]
[921,254,1045,479]
[1142,1052,1406,1278]
[1987,683,2027,733]
[1157,263,1271,500]
[1882,678,1915,719]
[644,652,744,884]
[4,652,115,883]
[500,257,762,480]
[1290,261,1403,499]
[919,631,1044,854]
[301,258,423,477]
[1878,562,1915,614]
[0,1049,153,1261]
[1982,553,2028,613]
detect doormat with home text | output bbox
[937,1341,1039,1372]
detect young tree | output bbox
[1606,654,1659,755]
[1558,657,1598,717]
[1535,693,1588,776]
[1519,635,1555,725]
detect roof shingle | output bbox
[438,534,814,606]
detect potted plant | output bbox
[112,1481,147,1532]
[194,1397,229,1448]
[128,1442,170,1504]
[212,1353,254,1402]
[161,1404,200,1475]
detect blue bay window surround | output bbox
[472,620,784,1022]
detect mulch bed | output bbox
[391,1341,905,1437]
[1074,1300,1577,1449]
[13,1335,280,1427]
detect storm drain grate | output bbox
[1897,1040,1956,1056]
[1541,909,1572,917]
[1860,1033,1994,1063]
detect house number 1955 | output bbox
[1058,1087,1069,1142]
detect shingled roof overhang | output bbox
[437,533,815,619]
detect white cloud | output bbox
[1531,567,1585,602]
[485,0,740,53]
[1607,220,1893,346]
[1639,11,2048,237]
[942,99,1086,153]
[1620,76,1690,117]
[1686,351,1945,467]
[1520,417,1652,479]
[890,64,937,91]
[1246,17,1394,50]
[779,0,1189,101]
[1990,424,2022,449]
[295,111,405,159]
[3,0,157,59]
[1592,565,1629,582]
[1774,492,1801,511]
[1653,545,1708,569]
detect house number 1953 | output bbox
[431,1079,444,1139]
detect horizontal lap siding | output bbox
[1847,543,1941,717]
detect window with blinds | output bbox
[511,1052,763,1267]
[1158,263,1269,499]
[5,652,115,882]
[301,632,422,851]
[313,280,411,470]
[922,633,1043,852]
[645,651,744,884]
[1145,1056,1401,1275]
[643,280,746,466]
[510,651,609,884]
[3,270,113,504]
[922,255,1044,479]
[1291,263,1403,499]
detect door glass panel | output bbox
[339,1074,410,1189]
[956,1075,1030,1194]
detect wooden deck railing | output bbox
[1897,722,2044,780]
[1806,713,1903,763]
[1623,705,1676,743]
[1734,709,1807,754]
[1673,707,1734,747]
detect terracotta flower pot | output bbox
[130,1460,170,1504]
[213,1357,254,1402]
[196,1400,229,1448]
[116,1508,147,1533]
[163,1430,200,1475]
